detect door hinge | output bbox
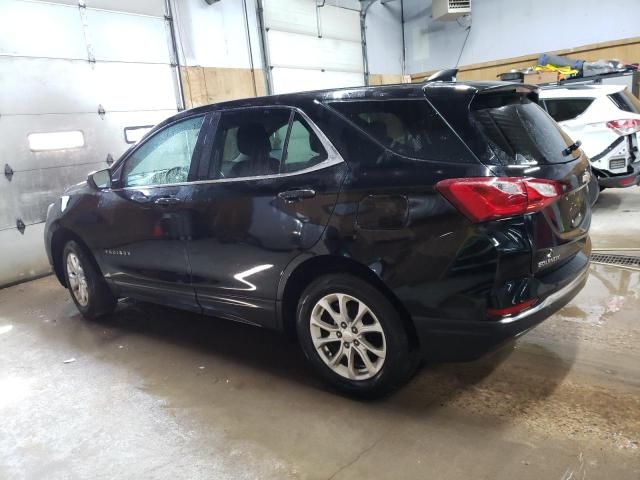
[16,219,25,235]
[4,163,13,181]
[106,153,114,166]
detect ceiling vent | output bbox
[432,0,471,21]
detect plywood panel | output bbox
[369,74,404,86]
[412,37,640,83]
[182,67,266,108]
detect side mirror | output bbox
[88,169,112,190]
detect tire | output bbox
[296,274,418,398]
[62,240,117,320]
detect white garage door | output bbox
[0,0,181,287]
[263,0,364,94]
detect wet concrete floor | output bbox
[1,189,639,479]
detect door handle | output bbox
[277,189,316,202]
[154,196,182,206]
[130,191,151,203]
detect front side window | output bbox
[210,109,327,179]
[326,99,471,163]
[544,98,593,122]
[122,115,204,187]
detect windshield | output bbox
[471,92,580,165]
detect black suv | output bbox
[45,81,591,396]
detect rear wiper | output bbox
[562,140,582,156]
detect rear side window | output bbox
[209,108,328,179]
[471,93,579,165]
[281,115,328,173]
[608,90,640,113]
[544,98,593,122]
[326,99,473,163]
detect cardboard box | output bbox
[523,71,559,84]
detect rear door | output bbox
[185,107,347,327]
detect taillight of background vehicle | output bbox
[606,119,640,136]
[436,177,563,223]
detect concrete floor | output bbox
[1,190,639,479]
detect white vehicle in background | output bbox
[540,84,640,189]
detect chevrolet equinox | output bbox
[45,80,592,396]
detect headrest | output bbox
[237,123,270,156]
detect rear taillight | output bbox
[436,177,562,223]
[606,119,640,136]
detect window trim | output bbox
[541,97,595,123]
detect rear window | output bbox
[471,93,579,165]
[544,98,593,122]
[608,89,640,113]
[326,99,473,163]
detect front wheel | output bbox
[296,274,418,398]
[63,240,116,320]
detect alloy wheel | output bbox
[309,293,387,380]
[66,252,89,307]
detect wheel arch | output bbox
[278,255,419,350]
[50,228,97,287]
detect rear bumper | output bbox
[413,264,589,361]
[596,162,640,188]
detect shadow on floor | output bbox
[71,297,576,419]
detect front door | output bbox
[91,114,208,311]
[186,107,347,327]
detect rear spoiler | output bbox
[471,83,540,107]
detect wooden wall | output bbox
[411,36,640,83]
[181,66,267,108]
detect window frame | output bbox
[201,105,341,183]
[111,113,210,190]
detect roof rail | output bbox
[425,69,458,82]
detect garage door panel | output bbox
[0,163,109,230]
[0,110,175,172]
[267,30,362,73]
[85,0,165,17]
[94,63,177,111]
[0,0,86,59]
[87,9,171,63]
[271,68,363,94]
[0,57,97,115]
[319,5,360,42]
[264,0,317,35]
[0,224,51,287]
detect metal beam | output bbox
[255,0,273,95]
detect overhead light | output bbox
[28,131,85,152]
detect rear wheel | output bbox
[63,240,116,320]
[296,274,417,398]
